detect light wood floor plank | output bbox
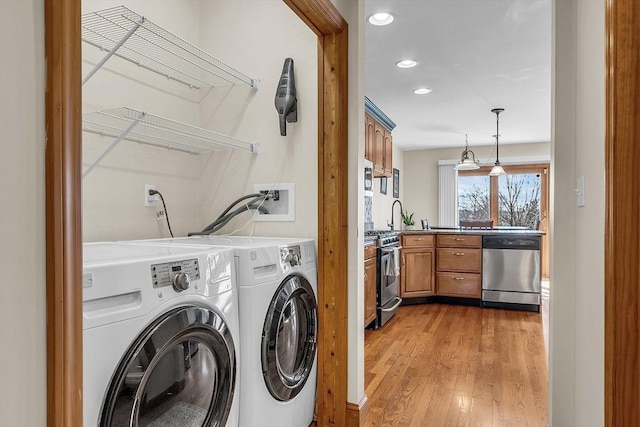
[364,304,548,427]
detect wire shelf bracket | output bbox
[82,107,258,178]
[81,6,259,89]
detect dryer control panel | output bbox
[151,258,200,289]
[280,245,302,270]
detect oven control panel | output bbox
[151,258,200,290]
[280,245,302,270]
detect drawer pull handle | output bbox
[452,252,465,256]
[453,238,465,241]
[453,277,465,280]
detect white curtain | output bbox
[438,164,457,227]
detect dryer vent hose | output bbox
[188,193,269,236]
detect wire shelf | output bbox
[83,107,258,155]
[82,5,258,88]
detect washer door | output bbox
[261,274,317,401]
[100,306,235,427]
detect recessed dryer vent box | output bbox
[253,183,295,222]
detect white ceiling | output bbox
[365,0,552,151]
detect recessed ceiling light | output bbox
[368,12,394,26]
[413,87,432,95]
[396,59,418,69]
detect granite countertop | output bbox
[364,236,378,245]
[401,227,545,236]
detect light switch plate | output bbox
[576,176,585,207]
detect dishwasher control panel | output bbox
[482,236,540,250]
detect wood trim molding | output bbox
[346,396,369,427]
[284,1,349,426]
[283,0,347,36]
[605,0,640,425]
[45,0,83,426]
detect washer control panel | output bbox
[151,258,200,290]
[280,245,302,270]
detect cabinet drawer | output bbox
[437,234,482,248]
[437,248,482,273]
[402,234,434,248]
[364,243,377,260]
[437,272,481,298]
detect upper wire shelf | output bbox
[82,107,258,178]
[81,6,259,89]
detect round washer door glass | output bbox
[262,274,317,401]
[100,306,236,427]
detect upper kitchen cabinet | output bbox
[365,113,375,161]
[365,97,396,178]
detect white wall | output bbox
[550,0,604,425]
[81,0,317,242]
[196,0,317,240]
[371,142,404,229]
[402,142,550,226]
[333,0,366,407]
[0,1,46,425]
[82,0,206,240]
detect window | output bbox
[457,164,548,229]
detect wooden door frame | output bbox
[44,0,349,426]
[604,0,640,425]
[44,0,640,426]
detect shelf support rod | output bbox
[82,17,144,86]
[82,113,145,178]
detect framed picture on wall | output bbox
[380,177,387,195]
[393,168,400,198]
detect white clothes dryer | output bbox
[83,242,240,427]
[125,236,318,427]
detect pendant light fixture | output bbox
[455,134,480,170]
[489,108,506,176]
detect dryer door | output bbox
[261,274,317,401]
[100,306,235,427]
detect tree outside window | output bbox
[457,164,547,229]
[498,173,541,227]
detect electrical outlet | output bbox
[145,184,157,207]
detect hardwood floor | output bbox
[363,304,548,427]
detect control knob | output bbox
[284,253,300,267]
[172,272,190,292]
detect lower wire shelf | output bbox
[82,107,258,177]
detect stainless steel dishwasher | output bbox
[482,235,541,311]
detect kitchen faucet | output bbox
[388,199,403,230]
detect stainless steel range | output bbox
[366,230,402,328]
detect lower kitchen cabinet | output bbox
[436,272,481,298]
[364,244,377,328]
[436,234,482,298]
[400,235,435,298]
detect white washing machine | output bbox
[125,236,318,427]
[83,242,240,427]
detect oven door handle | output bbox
[380,297,403,312]
[380,246,402,253]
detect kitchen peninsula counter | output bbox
[394,228,544,312]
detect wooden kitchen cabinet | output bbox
[372,121,387,177]
[436,234,482,298]
[400,235,435,298]
[365,113,375,162]
[364,243,377,328]
[383,128,393,176]
[365,97,395,177]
